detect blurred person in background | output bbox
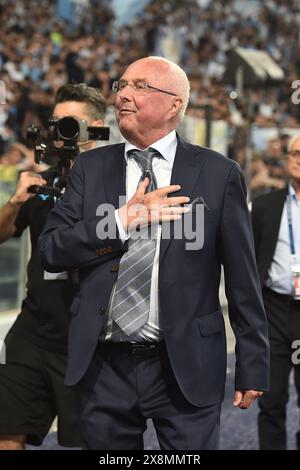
[0,83,106,450]
[250,155,285,200]
[0,142,41,171]
[252,135,300,450]
[265,138,286,180]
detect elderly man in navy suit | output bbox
[39,56,269,450]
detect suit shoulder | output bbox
[188,142,240,174]
[78,143,124,163]
[76,144,124,172]
[181,135,239,169]
[252,187,287,209]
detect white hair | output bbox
[144,56,190,121]
[287,135,300,152]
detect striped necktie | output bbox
[111,148,161,337]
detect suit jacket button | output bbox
[99,306,106,315]
[111,264,119,272]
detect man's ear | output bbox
[91,119,104,127]
[169,97,182,119]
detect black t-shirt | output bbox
[9,169,77,353]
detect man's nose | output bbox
[118,84,135,99]
[117,92,133,105]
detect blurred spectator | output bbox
[264,138,286,178]
[0,142,37,171]
[250,155,285,200]
[251,134,300,450]
[1,0,300,191]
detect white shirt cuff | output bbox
[115,209,129,242]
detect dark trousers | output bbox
[79,342,221,450]
[0,332,80,447]
[258,288,300,449]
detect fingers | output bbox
[233,390,263,409]
[126,182,191,227]
[136,177,150,196]
[128,205,189,229]
[161,196,190,207]
[238,392,254,409]
[135,182,188,203]
[28,173,47,185]
[19,171,47,188]
[134,181,190,208]
[155,184,182,197]
[135,213,183,229]
[159,206,190,216]
[160,214,183,222]
[233,391,243,407]
[11,172,47,205]
[125,203,190,230]
[137,182,182,199]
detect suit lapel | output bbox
[269,187,288,252]
[103,144,126,210]
[159,135,205,262]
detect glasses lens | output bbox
[289,150,300,159]
[112,81,119,93]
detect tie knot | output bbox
[128,147,160,172]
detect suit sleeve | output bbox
[250,198,262,260]
[38,155,126,272]
[221,164,269,391]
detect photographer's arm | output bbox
[0,172,46,243]
[39,155,126,272]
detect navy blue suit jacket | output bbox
[251,187,288,286]
[39,136,269,406]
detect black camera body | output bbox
[27,116,109,163]
[26,116,110,197]
[50,116,109,143]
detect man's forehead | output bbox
[53,101,88,118]
[291,138,300,150]
[124,60,166,78]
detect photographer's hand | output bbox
[9,171,47,205]
[0,172,46,244]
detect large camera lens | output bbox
[56,117,80,140]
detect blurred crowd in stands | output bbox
[1,0,300,199]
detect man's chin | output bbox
[118,122,134,138]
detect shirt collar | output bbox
[124,130,177,165]
[289,183,299,204]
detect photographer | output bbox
[0,84,106,449]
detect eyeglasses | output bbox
[112,79,177,96]
[287,150,300,160]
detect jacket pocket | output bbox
[198,310,224,336]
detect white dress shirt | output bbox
[266,184,300,295]
[104,130,177,341]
